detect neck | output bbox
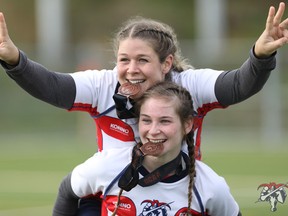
[142,157,165,172]
[142,151,180,173]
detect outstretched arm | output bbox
[215,2,287,106]
[0,12,76,109]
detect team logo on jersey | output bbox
[139,199,174,216]
[256,182,288,212]
[104,195,136,215]
[95,116,135,141]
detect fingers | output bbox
[0,12,19,65]
[266,2,285,31]
[266,6,275,31]
[279,18,288,30]
[0,12,8,39]
[274,2,285,26]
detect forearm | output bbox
[215,46,276,106]
[1,50,76,109]
[53,173,80,216]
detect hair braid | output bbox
[186,130,196,215]
[111,189,124,216]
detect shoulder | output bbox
[103,148,133,171]
[80,147,133,178]
[70,68,117,81]
[69,66,117,86]
[171,69,224,108]
[195,160,227,190]
[195,160,239,215]
[171,68,223,82]
[70,67,118,99]
[194,160,234,200]
[171,69,224,94]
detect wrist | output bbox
[253,45,274,59]
[5,48,20,66]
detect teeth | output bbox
[148,139,166,143]
[129,80,144,84]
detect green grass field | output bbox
[0,130,287,216]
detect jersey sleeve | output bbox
[195,161,240,216]
[205,177,240,216]
[173,68,224,111]
[71,152,106,198]
[215,47,276,106]
[69,68,117,115]
[175,47,276,110]
[1,50,76,109]
[71,148,132,198]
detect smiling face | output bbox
[117,38,173,99]
[139,97,193,169]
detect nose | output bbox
[149,123,161,135]
[127,60,139,74]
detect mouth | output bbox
[147,138,167,144]
[127,79,145,84]
[118,81,141,96]
[140,139,165,156]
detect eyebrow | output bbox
[118,53,151,58]
[140,114,173,119]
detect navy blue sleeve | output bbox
[53,173,80,216]
[1,50,76,109]
[215,47,276,106]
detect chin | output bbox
[131,91,144,100]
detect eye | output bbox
[160,119,170,124]
[159,118,173,125]
[139,58,148,63]
[118,57,129,63]
[140,117,151,124]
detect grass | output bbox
[0,132,95,216]
[201,129,288,216]
[0,130,287,216]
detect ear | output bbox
[184,118,194,135]
[162,54,173,75]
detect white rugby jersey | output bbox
[70,68,224,159]
[71,147,239,216]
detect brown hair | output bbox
[113,16,193,79]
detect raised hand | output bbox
[255,2,288,58]
[0,12,19,65]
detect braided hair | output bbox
[113,16,193,78]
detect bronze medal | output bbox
[118,82,141,97]
[140,141,164,156]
